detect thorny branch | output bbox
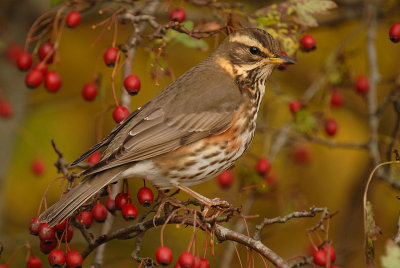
[76,195,328,268]
[253,206,328,241]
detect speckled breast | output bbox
[151,103,258,189]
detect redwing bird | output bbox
[39,28,295,226]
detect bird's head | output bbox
[214,28,295,84]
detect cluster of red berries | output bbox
[28,181,154,266]
[29,217,82,267]
[16,11,81,92]
[313,244,338,267]
[155,247,210,267]
[17,42,62,92]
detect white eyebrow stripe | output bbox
[229,35,260,48]
[229,34,274,57]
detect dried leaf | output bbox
[366,201,381,241]
[289,0,337,27]
[381,240,400,268]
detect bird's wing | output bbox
[77,59,243,176]
[70,104,147,166]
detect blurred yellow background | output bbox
[1,1,400,267]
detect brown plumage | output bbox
[39,28,295,226]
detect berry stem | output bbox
[187,212,197,253]
[37,176,65,216]
[112,13,118,48]
[203,231,208,259]
[24,10,57,51]
[160,208,184,247]
[5,243,26,267]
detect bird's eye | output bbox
[249,46,260,55]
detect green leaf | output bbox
[289,0,337,27]
[50,0,63,6]
[292,109,317,134]
[381,240,400,268]
[165,26,208,50]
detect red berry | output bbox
[355,75,369,94]
[115,193,130,209]
[39,223,56,243]
[293,145,311,164]
[0,100,12,118]
[323,244,336,262]
[175,263,182,268]
[217,170,233,189]
[17,52,33,70]
[27,256,42,268]
[264,173,277,187]
[124,75,141,95]
[178,252,195,268]
[33,62,48,75]
[277,51,289,71]
[103,47,118,67]
[122,203,138,220]
[389,22,400,43]
[137,187,154,206]
[170,8,186,23]
[82,82,98,101]
[313,245,336,266]
[76,210,93,228]
[92,202,108,222]
[330,90,344,107]
[324,118,338,136]
[155,246,173,266]
[45,71,62,92]
[199,258,210,268]
[256,158,271,175]
[40,239,57,254]
[66,11,82,28]
[105,198,116,213]
[25,70,44,88]
[194,256,201,268]
[48,249,65,267]
[5,43,23,63]
[31,159,45,176]
[289,100,302,114]
[66,250,83,268]
[38,42,54,64]
[54,219,68,232]
[300,34,316,52]
[87,151,101,165]
[113,105,129,123]
[29,216,43,235]
[56,225,74,243]
[313,249,327,266]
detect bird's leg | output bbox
[170,181,230,208]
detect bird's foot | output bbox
[171,181,231,208]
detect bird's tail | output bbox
[38,166,125,227]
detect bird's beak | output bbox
[270,54,296,65]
